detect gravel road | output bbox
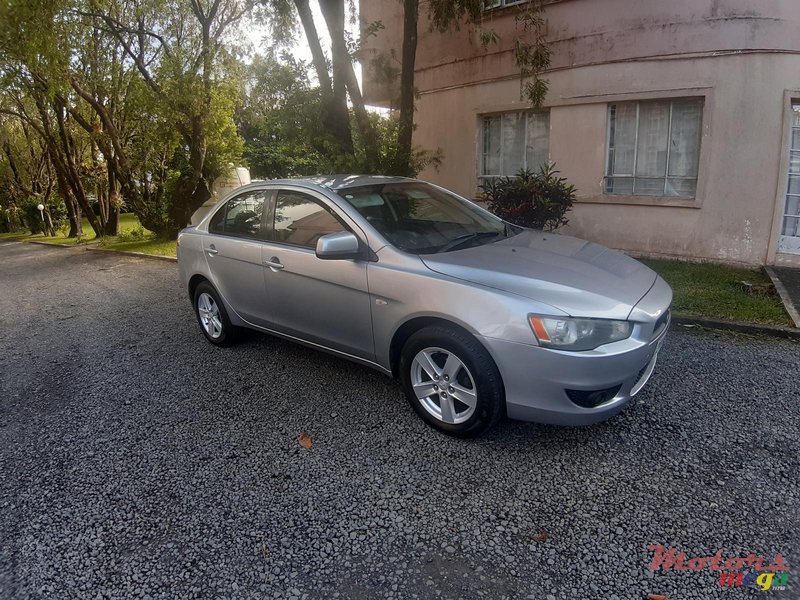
[1,241,798,599]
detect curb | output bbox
[87,246,177,263]
[672,316,800,340]
[28,240,98,248]
[763,266,800,328]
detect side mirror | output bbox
[316,231,361,260]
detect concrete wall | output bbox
[363,0,800,102]
[361,0,800,265]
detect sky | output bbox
[247,0,382,112]
[244,2,372,106]
[246,2,335,72]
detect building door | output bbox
[779,102,800,254]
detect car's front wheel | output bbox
[193,281,239,346]
[399,325,504,437]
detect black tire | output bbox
[193,281,239,346]
[399,325,504,437]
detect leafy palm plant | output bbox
[481,164,575,231]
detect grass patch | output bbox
[642,258,792,326]
[0,231,33,242]
[4,213,143,245]
[32,235,93,246]
[100,237,176,257]
[8,213,176,257]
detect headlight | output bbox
[528,315,633,351]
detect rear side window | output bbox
[208,190,266,238]
[271,191,345,248]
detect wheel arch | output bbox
[389,316,480,378]
[188,274,210,302]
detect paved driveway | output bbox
[0,242,798,599]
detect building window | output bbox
[605,98,703,198]
[484,0,527,8]
[480,110,550,188]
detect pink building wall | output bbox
[361,0,800,266]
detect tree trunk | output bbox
[293,0,332,92]
[107,202,119,235]
[397,0,419,177]
[167,114,210,235]
[65,194,82,237]
[43,98,103,237]
[317,0,356,155]
[105,168,120,236]
[294,0,352,153]
[51,152,82,238]
[319,0,379,163]
[339,53,379,165]
[67,81,144,228]
[44,209,56,236]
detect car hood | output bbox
[420,230,657,320]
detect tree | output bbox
[76,0,247,235]
[0,116,59,234]
[318,0,379,162]
[292,0,353,153]
[237,52,327,178]
[0,0,249,238]
[0,0,98,236]
[375,0,552,175]
[262,0,386,170]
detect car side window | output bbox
[208,190,266,238]
[272,191,346,249]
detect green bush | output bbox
[116,225,149,242]
[20,196,67,234]
[481,164,575,231]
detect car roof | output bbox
[255,175,415,191]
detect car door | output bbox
[261,188,374,361]
[203,188,273,327]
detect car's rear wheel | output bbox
[399,325,504,437]
[193,281,239,346]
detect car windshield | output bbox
[336,182,517,254]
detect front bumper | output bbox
[480,322,667,426]
[479,276,672,426]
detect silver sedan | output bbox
[178,176,672,437]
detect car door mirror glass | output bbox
[316,231,360,260]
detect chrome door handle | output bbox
[263,257,284,270]
[206,247,219,256]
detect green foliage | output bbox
[427,0,550,108]
[238,51,441,179]
[237,52,329,178]
[427,0,484,32]
[20,195,67,234]
[513,2,551,108]
[0,207,24,233]
[481,164,575,231]
[116,225,148,242]
[478,28,500,49]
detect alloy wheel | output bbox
[197,292,223,339]
[410,346,477,424]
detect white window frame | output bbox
[479,110,550,187]
[483,0,527,9]
[604,98,704,198]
